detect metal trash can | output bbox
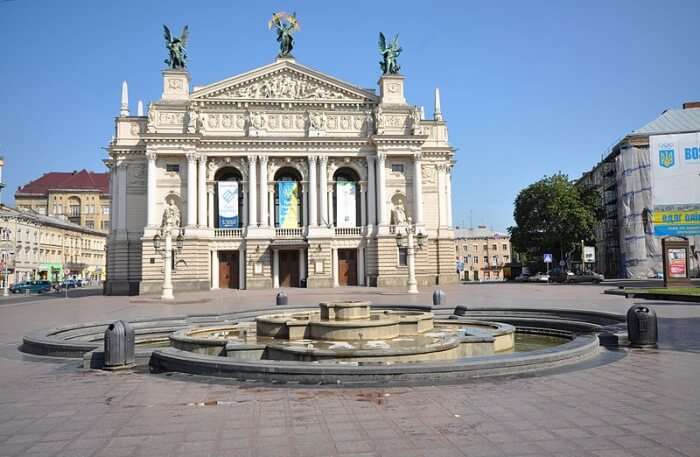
[432,288,446,307]
[276,291,288,306]
[104,320,135,369]
[627,305,658,348]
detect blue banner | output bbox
[217,181,239,228]
[277,181,299,228]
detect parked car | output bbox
[515,273,531,282]
[568,271,604,284]
[9,280,52,294]
[549,268,575,283]
[529,272,550,283]
[61,279,78,289]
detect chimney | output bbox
[682,101,700,109]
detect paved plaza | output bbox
[1,283,699,457]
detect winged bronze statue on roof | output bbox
[269,12,300,58]
[163,25,189,70]
[379,32,402,75]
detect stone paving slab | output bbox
[1,284,699,457]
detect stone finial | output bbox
[434,87,443,121]
[137,100,144,117]
[120,81,129,117]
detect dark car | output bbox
[568,271,604,284]
[9,280,52,294]
[61,279,78,289]
[549,268,574,283]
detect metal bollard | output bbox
[276,291,288,306]
[104,320,135,369]
[432,288,446,307]
[626,305,658,348]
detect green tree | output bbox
[508,173,602,265]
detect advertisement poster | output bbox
[668,248,687,278]
[217,181,239,228]
[650,133,700,236]
[583,246,596,263]
[277,181,299,228]
[336,181,357,227]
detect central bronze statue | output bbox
[378,32,402,75]
[269,12,300,58]
[163,25,189,70]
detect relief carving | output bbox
[221,71,352,101]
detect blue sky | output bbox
[1,0,699,231]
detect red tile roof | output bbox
[16,170,110,196]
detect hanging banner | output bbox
[277,181,299,228]
[217,181,239,228]
[650,133,700,236]
[336,181,357,227]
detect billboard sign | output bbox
[650,133,700,236]
[217,181,239,228]
[277,181,300,228]
[335,181,357,227]
[667,248,687,278]
[583,246,595,263]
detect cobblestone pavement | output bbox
[1,283,699,457]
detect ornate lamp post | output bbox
[395,217,426,294]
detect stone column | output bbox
[248,157,257,227]
[207,187,214,228]
[328,183,335,227]
[376,153,388,225]
[146,152,157,227]
[299,248,306,283]
[358,246,365,286]
[117,160,127,232]
[446,165,453,227]
[241,190,247,227]
[360,182,367,228]
[238,250,245,289]
[198,155,207,226]
[319,156,328,226]
[308,156,317,226]
[413,153,424,225]
[259,156,268,227]
[186,153,197,226]
[272,249,279,288]
[437,164,446,227]
[332,247,339,287]
[268,185,275,227]
[110,164,118,232]
[367,156,376,226]
[211,250,219,289]
[301,183,308,227]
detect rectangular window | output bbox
[483,245,488,251]
[102,206,110,215]
[398,247,408,266]
[493,255,498,265]
[391,164,404,173]
[473,257,478,264]
[101,221,109,231]
[502,244,508,251]
[85,220,95,229]
[483,256,488,264]
[503,255,509,262]
[492,244,497,251]
[473,244,478,251]
[166,164,180,173]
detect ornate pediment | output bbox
[191,60,377,104]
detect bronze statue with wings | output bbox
[268,12,300,58]
[379,32,402,75]
[163,25,189,70]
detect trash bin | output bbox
[104,320,135,369]
[276,291,288,306]
[626,305,658,348]
[432,288,446,307]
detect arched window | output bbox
[214,167,243,228]
[274,167,303,228]
[333,168,360,227]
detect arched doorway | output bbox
[214,167,243,228]
[333,168,360,227]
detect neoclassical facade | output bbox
[105,56,456,295]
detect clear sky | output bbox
[1,0,699,231]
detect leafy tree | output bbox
[508,173,602,265]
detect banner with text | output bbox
[277,181,300,228]
[335,181,357,227]
[217,181,239,228]
[650,133,700,236]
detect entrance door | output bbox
[218,251,240,289]
[279,250,299,287]
[338,249,358,286]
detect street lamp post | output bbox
[396,217,426,295]
[153,227,183,301]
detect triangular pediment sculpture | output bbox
[191,60,377,103]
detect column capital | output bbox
[376,152,387,162]
[248,156,257,165]
[308,154,318,163]
[145,151,157,162]
[258,155,268,165]
[197,152,208,161]
[366,155,376,163]
[319,155,328,165]
[413,152,423,161]
[186,152,197,162]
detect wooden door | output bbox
[279,250,299,287]
[218,251,240,289]
[338,249,357,286]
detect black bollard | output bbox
[432,288,446,307]
[276,291,288,306]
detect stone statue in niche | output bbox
[391,198,408,225]
[186,109,199,133]
[161,198,181,228]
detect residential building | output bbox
[577,102,700,278]
[454,226,511,281]
[15,169,111,232]
[0,205,107,285]
[106,53,456,295]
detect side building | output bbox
[577,102,700,278]
[454,226,511,281]
[15,169,111,232]
[0,205,107,285]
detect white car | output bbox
[529,273,550,283]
